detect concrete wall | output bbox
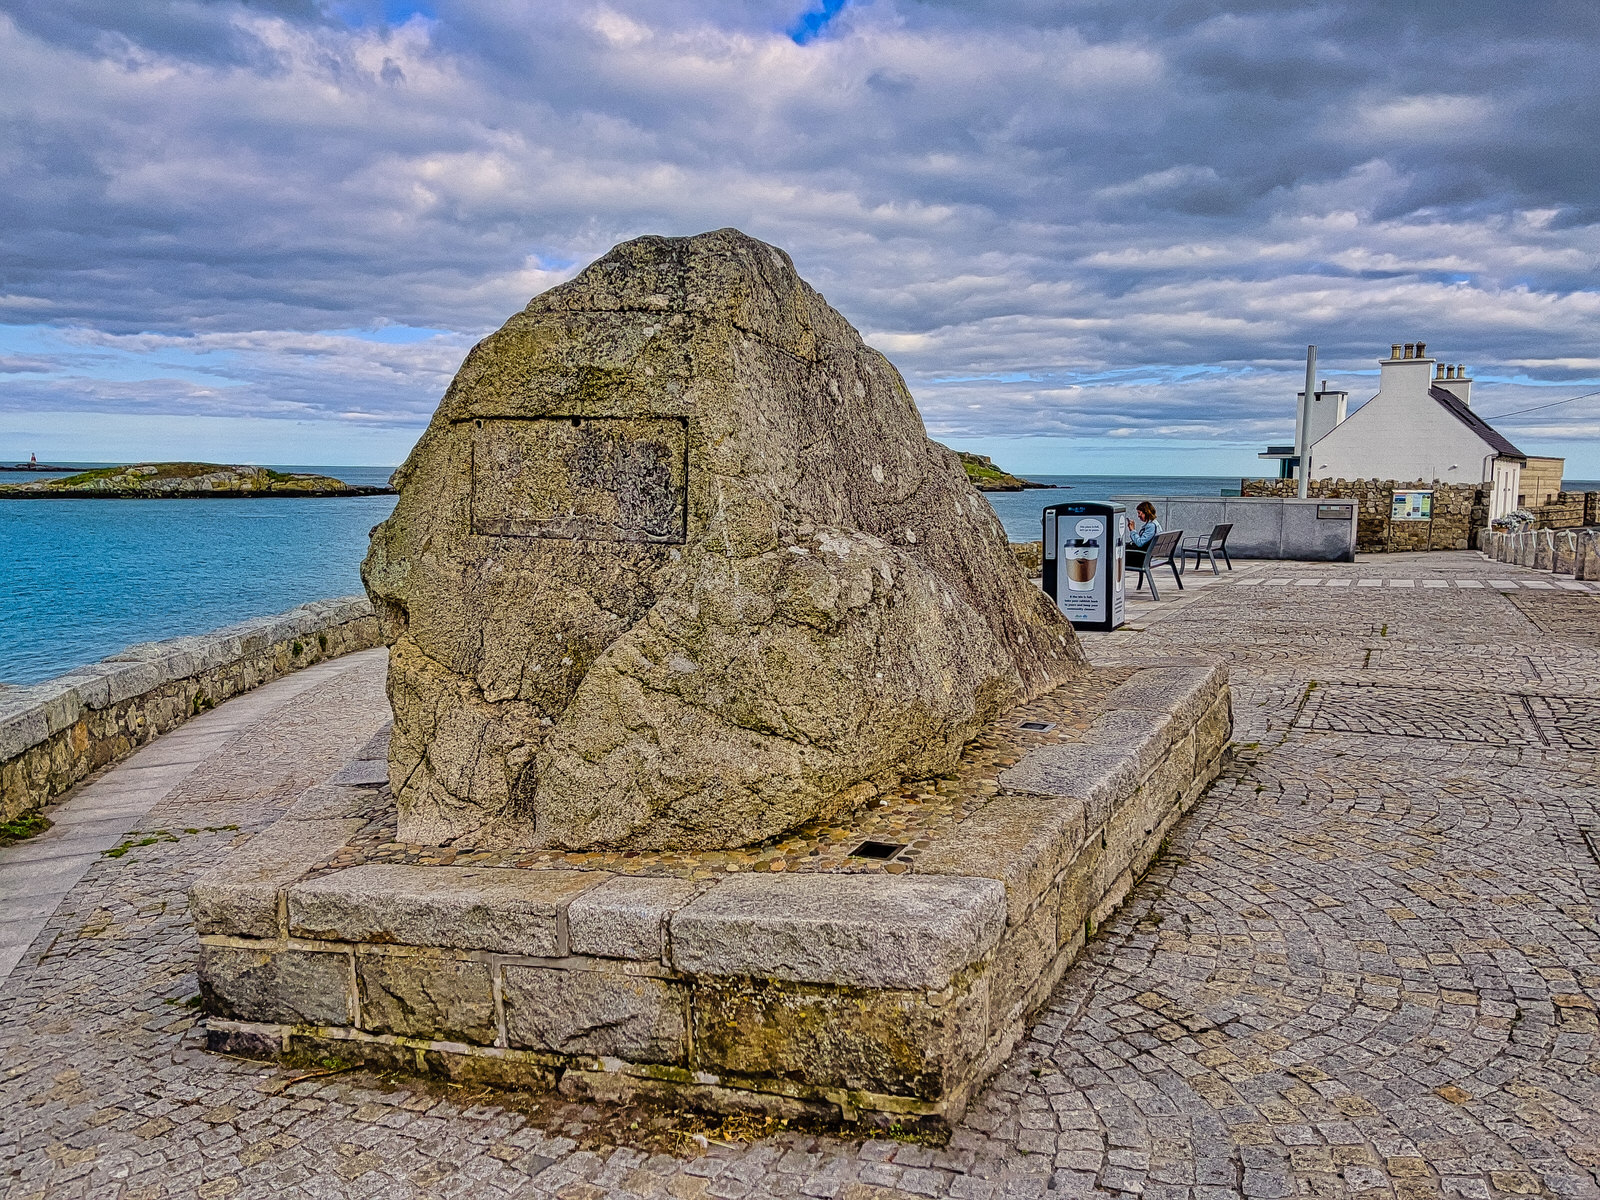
[0,598,382,824]
[1113,496,1356,561]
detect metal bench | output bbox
[1182,523,1234,575]
[1128,529,1184,600]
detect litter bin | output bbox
[1042,501,1125,631]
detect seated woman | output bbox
[1124,501,1161,568]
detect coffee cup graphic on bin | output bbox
[1063,518,1104,591]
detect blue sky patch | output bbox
[789,0,848,45]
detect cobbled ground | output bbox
[3,551,1597,1200]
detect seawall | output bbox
[1,597,382,825]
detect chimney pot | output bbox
[1404,343,1415,358]
[1391,343,1403,359]
[1436,363,1445,379]
[1416,341,1426,357]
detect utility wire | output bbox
[1482,388,1600,421]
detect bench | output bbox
[1182,523,1233,575]
[1127,529,1184,600]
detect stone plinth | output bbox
[192,661,1231,1129]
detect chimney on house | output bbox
[1436,362,1473,406]
[1379,338,1436,402]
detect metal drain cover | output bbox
[849,840,904,860]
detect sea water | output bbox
[981,475,1240,541]
[1,466,397,686]
[13,467,1582,686]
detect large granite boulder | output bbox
[363,229,1085,850]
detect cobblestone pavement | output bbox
[4,551,1598,1199]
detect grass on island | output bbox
[961,458,1016,485]
[0,811,51,847]
[18,462,352,491]
[953,449,1031,489]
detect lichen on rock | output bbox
[362,228,1085,850]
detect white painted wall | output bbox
[1308,353,1502,486]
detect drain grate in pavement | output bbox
[848,840,905,860]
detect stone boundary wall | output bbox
[192,662,1231,1130]
[1010,540,1043,576]
[0,597,382,824]
[1526,491,1600,531]
[1241,478,1483,552]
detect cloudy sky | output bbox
[2,0,1598,476]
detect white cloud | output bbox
[0,0,1596,472]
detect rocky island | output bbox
[0,462,393,498]
[952,449,1057,491]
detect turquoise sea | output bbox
[8,467,1592,687]
[982,475,1239,542]
[2,465,397,686]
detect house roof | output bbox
[1429,385,1525,461]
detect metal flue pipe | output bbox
[1297,344,1317,499]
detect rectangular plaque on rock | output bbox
[470,416,688,543]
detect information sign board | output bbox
[1391,490,1433,522]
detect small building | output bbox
[1260,341,1543,521]
[1520,456,1566,508]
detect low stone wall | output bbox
[1526,491,1600,530]
[0,597,382,824]
[192,662,1231,1129]
[1242,478,1482,552]
[1010,540,1043,576]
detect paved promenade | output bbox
[3,552,1598,1199]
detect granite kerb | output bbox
[192,658,1233,1126]
[0,596,381,823]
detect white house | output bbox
[1259,342,1526,520]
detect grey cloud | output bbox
[0,0,1596,458]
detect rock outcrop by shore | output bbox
[0,463,392,498]
[952,450,1055,491]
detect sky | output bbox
[1,0,1598,476]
